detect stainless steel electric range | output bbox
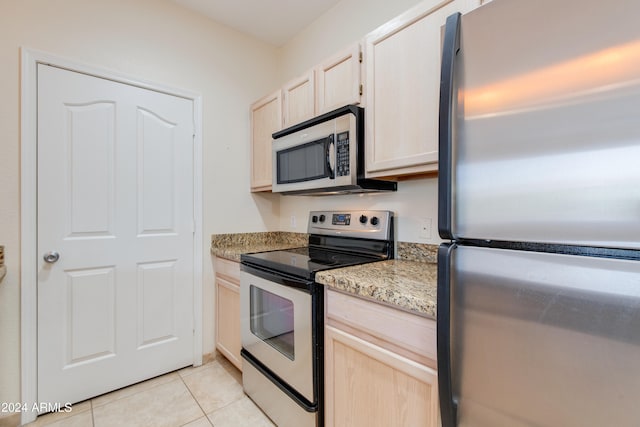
[240,210,395,427]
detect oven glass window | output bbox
[277,136,330,184]
[250,285,295,360]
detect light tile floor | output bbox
[26,357,275,427]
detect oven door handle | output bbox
[240,262,314,292]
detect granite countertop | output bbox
[315,259,437,319]
[313,241,439,318]
[211,234,438,317]
[211,232,308,262]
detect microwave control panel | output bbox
[336,131,350,177]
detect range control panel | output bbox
[331,213,351,225]
[308,210,393,241]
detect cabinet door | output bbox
[316,43,362,114]
[364,0,480,178]
[282,70,315,128]
[325,325,439,427]
[215,276,242,371]
[250,91,281,192]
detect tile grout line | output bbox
[90,373,210,427]
[90,399,95,427]
[91,371,184,411]
[179,371,214,427]
[179,358,248,426]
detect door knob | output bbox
[43,251,60,263]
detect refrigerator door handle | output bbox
[438,12,461,240]
[437,243,457,427]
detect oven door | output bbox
[275,135,334,186]
[240,268,315,402]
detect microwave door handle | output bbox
[326,135,335,179]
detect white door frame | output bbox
[20,48,203,425]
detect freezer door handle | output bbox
[437,243,457,427]
[438,12,461,240]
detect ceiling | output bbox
[172,0,342,46]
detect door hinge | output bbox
[359,51,363,63]
[359,84,363,96]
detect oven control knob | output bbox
[359,215,368,224]
[370,216,379,226]
[319,214,326,222]
[312,215,318,223]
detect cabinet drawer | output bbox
[214,257,240,283]
[326,289,436,367]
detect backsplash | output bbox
[396,242,438,263]
[211,232,438,264]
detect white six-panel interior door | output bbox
[37,64,196,405]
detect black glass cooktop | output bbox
[241,246,385,280]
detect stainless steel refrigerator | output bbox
[436,0,640,426]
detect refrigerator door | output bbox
[439,0,640,249]
[438,244,640,427]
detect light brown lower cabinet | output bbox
[325,289,439,427]
[214,257,242,371]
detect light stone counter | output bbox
[211,234,439,318]
[315,259,437,319]
[210,232,308,262]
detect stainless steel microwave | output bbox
[271,105,397,195]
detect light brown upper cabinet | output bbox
[282,43,363,129]
[282,70,316,128]
[316,43,363,115]
[364,0,481,179]
[250,90,282,192]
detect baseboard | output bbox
[202,351,216,365]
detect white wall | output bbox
[279,180,441,244]
[276,0,442,245]
[0,0,280,408]
[277,0,427,81]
